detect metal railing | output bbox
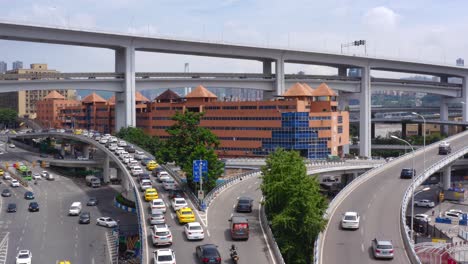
[260,200,286,264]
[0,232,8,264]
[105,231,119,264]
[400,145,468,264]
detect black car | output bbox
[79,212,91,224]
[24,191,34,200]
[236,197,253,213]
[28,202,39,212]
[167,189,184,200]
[87,197,99,206]
[141,158,152,166]
[196,244,221,264]
[125,146,136,153]
[7,203,16,213]
[138,173,151,182]
[400,168,416,179]
[1,189,11,197]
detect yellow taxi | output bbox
[74,129,83,135]
[176,207,196,224]
[57,261,71,264]
[0,169,3,176]
[144,188,159,201]
[146,160,159,171]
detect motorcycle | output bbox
[230,244,239,264]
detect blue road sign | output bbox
[193,160,208,183]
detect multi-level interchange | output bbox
[1,21,468,263]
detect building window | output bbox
[240,105,257,110]
[338,116,343,124]
[222,106,238,110]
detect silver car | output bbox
[372,239,394,259]
[149,211,165,225]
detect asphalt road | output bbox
[208,175,273,264]
[322,131,468,263]
[0,147,137,263]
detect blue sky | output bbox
[0,0,467,76]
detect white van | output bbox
[163,178,176,190]
[69,202,82,216]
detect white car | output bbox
[448,209,464,216]
[140,179,153,191]
[150,199,167,213]
[95,136,102,142]
[341,211,360,230]
[414,214,431,222]
[171,197,188,211]
[131,166,143,176]
[32,173,41,180]
[11,179,20,187]
[77,156,89,161]
[109,144,118,151]
[99,138,108,144]
[118,141,127,147]
[4,172,12,180]
[109,136,118,143]
[151,224,172,246]
[9,143,15,148]
[158,171,171,183]
[184,222,205,240]
[444,211,462,220]
[16,249,32,264]
[153,248,176,264]
[97,217,118,227]
[414,199,435,208]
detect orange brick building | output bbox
[138,83,349,159]
[37,83,349,158]
[36,90,80,128]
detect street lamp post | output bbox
[391,135,416,242]
[412,112,426,173]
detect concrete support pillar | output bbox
[443,166,451,191]
[440,98,449,136]
[463,76,468,122]
[103,155,110,184]
[83,145,90,159]
[418,123,423,136]
[402,123,407,139]
[119,169,135,202]
[275,57,285,96]
[342,144,350,155]
[263,60,273,75]
[338,66,347,77]
[371,123,375,139]
[359,66,371,157]
[115,46,136,132]
[338,92,350,111]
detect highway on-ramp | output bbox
[321,131,468,263]
[208,174,273,263]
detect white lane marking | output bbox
[259,197,276,264]
[91,257,95,264]
[361,243,364,252]
[360,228,364,236]
[232,204,235,209]
[206,230,211,237]
[230,213,233,218]
[367,203,371,209]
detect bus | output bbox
[17,165,32,181]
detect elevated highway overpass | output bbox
[4,132,151,263]
[1,20,468,157]
[319,130,468,263]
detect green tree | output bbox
[261,149,328,264]
[0,108,17,128]
[116,127,160,155]
[162,111,219,166]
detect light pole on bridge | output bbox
[412,112,426,174]
[391,135,416,242]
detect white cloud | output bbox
[363,6,399,31]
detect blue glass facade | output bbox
[255,112,330,159]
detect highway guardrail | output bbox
[260,198,286,264]
[400,145,468,264]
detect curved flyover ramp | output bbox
[320,130,468,264]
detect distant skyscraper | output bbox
[12,61,23,70]
[348,68,362,77]
[0,61,6,73]
[456,58,464,67]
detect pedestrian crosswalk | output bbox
[0,232,9,264]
